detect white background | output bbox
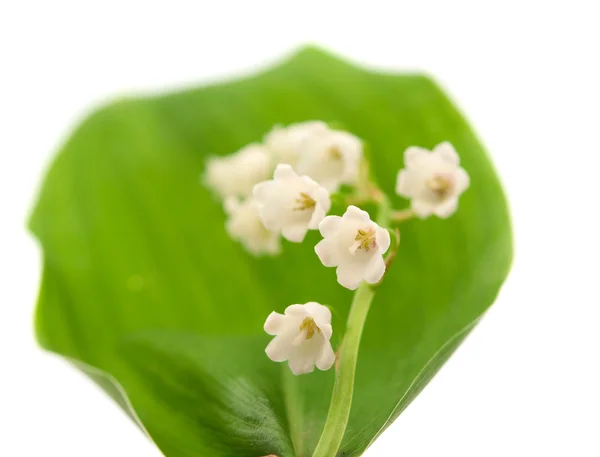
[1,1,599,456]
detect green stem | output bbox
[311,196,391,457]
[311,282,375,457]
[376,194,392,228]
[312,192,392,457]
[390,208,415,223]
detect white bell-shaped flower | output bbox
[264,121,329,168]
[295,128,363,192]
[264,302,336,375]
[253,164,331,243]
[395,142,470,218]
[224,197,280,256]
[204,143,272,199]
[315,206,391,290]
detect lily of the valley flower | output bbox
[264,121,329,168]
[264,302,336,375]
[315,206,391,290]
[296,128,363,192]
[253,164,331,243]
[205,143,272,199]
[224,197,280,256]
[395,142,470,218]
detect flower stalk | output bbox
[312,197,393,457]
[311,281,375,457]
[391,208,416,223]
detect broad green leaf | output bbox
[30,47,512,456]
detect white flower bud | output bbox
[264,121,329,168]
[224,197,280,256]
[204,144,272,199]
[264,302,335,375]
[295,128,363,192]
[315,206,391,290]
[253,164,331,243]
[395,142,470,218]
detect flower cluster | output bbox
[205,121,364,253]
[204,120,470,375]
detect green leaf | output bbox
[30,47,512,456]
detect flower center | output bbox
[349,227,377,254]
[328,145,342,160]
[426,174,454,198]
[294,192,316,211]
[299,317,319,339]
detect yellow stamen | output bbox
[426,175,453,197]
[329,145,342,159]
[299,317,320,339]
[294,192,316,211]
[349,227,377,254]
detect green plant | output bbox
[30,47,512,457]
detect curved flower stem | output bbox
[311,196,391,457]
[376,194,392,227]
[311,282,375,457]
[391,208,415,223]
